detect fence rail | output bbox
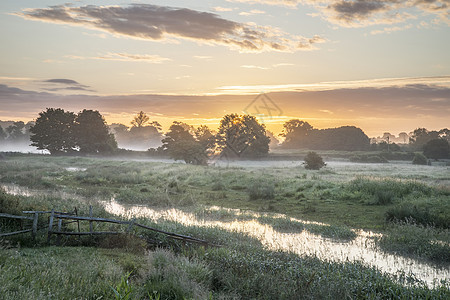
[1,206,211,246]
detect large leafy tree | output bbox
[30,108,77,154]
[280,119,313,148]
[162,122,214,165]
[216,114,270,158]
[423,138,449,159]
[409,128,440,149]
[74,109,117,154]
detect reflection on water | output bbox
[103,200,449,287]
[65,167,87,172]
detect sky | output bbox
[0,0,449,137]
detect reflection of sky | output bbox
[0,1,449,136]
[103,200,449,287]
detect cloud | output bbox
[212,7,234,12]
[239,9,266,16]
[67,52,171,63]
[227,0,450,27]
[241,65,270,69]
[45,78,80,85]
[17,4,324,53]
[42,78,94,92]
[370,24,413,35]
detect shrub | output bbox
[303,151,326,170]
[412,153,428,165]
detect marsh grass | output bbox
[376,221,450,265]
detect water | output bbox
[103,199,449,287]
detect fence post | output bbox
[56,219,62,246]
[47,209,54,244]
[127,218,135,233]
[32,212,38,240]
[89,206,93,235]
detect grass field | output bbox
[1,153,449,299]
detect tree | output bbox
[131,111,150,128]
[30,108,77,154]
[280,119,313,148]
[6,121,26,141]
[130,111,161,129]
[423,138,449,159]
[303,151,326,170]
[216,114,270,158]
[162,122,213,164]
[0,125,6,141]
[409,128,439,149]
[74,109,117,154]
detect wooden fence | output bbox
[0,206,210,246]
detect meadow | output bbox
[0,153,449,299]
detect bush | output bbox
[412,153,428,165]
[303,151,326,170]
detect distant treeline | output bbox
[1,109,449,162]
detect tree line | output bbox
[3,108,449,162]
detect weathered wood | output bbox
[54,214,130,225]
[23,211,73,215]
[51,231,119,236]
[56,219,63,245]
[0,229,33,237]
[134,223,209,245]
[89,206,93,234]
[32,212,38,239]
[0,213,33,220]
[74,207,81,233]
[47,209,54,244]
[127,218,135,233]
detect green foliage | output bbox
[345,177,435,205]
[305,223,357,240]
[74,109,117,154]
[386,197,450,229]
[162,122,213,165]
[216,114,270,158]
[303,151,326,170]
[30,108,77,154]
[247,180,275,200]
[423,138,450,159]
[257,216,304,233]
[376,221,450,265]
[412,152,428,165]
[30,108,117,155]
[282,121,370,151]
[111,272,133,300]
